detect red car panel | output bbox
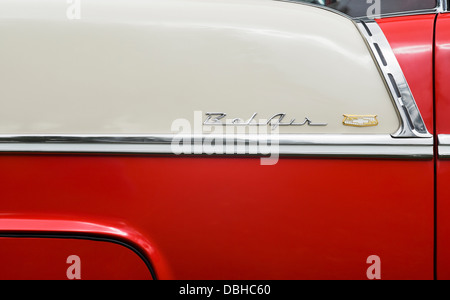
[0,236,153,280]
[0,155,434,279]
[435,14,450,135]
[435,12,450,280]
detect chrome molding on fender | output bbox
[438,0,448,13]
[0,134,433,159]
[355,19,431,139]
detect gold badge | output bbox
[343,115,378,127]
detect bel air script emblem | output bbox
[204,112,327,130]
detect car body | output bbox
[0,0,449,280]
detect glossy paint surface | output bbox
[377,13,450,280]
[377,15,436,132]
[0,237,153,280]
[435,13,450,280]
[0,4,437,280]
[0,0,400,135]
[0,155,434,279]
[435,14,450,135]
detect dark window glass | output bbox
[291,0,437,18]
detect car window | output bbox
[292,0,438,18]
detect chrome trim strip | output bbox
[438,0,448,13]
[0,134,433,159]
[354,8,438,20]
[355,20,432,139]
[366,0,446,18]
[277,0,445,19]
[439,134,450,158]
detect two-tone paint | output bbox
[0,0,446,279]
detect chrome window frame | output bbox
[355,0,445,20]
[0,1,434,159]
[436,0,446,13]
[279,0,447,19]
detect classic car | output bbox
[0,0,449,280]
